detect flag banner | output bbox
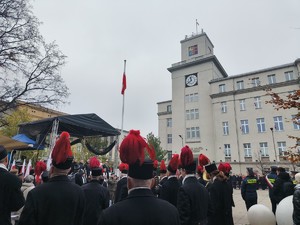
[11,159,16,170]
[24,159,32,178]
[21,159,26,175]
[121,72,126,95]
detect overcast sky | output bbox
[31,0,300,137]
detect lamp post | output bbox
[179,135,183,147]
[270,127,278,163]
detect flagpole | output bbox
[114,60,127,169]
[121,60,126,133]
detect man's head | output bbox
[119,130,156,190]
[51,132,74,170]
[24,175,34,183]
[167,154,180,176]
[159,160,167,177]
[0,145,8,165]
[180,145,196,176]
[295,173,300,184]
[89,156,103,180]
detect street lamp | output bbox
[179,135,183,147]
[270,127,278,163]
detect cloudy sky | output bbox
[31,0,300,137]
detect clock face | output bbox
[185,74,198,87]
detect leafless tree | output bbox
[0,0,69,126]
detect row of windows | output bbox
[167,126,200,144]
[219,71,294,93]
[222,115,300,135]
[221,97,262,113]
[224,141,287,157]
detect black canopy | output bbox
[18,113,120,145]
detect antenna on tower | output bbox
[196,19,199,34]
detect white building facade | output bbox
[157,32,300,174]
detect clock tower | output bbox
[181,31,214,61]
[166,31,227,160]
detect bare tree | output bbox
[266,89,300,165]
[0,0,69,127]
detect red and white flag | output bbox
[21,159,26,175]
[24,159,32,178]
[11,159,16,170]
[121,72,126,95]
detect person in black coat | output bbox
[82,157,110,225]
[265,166,278,214]
[211,162,234,225]
[177,146,209,225]
[273,167,294,204]
[159,154,181,207]
[114,162,128,203]
[241,168,258,210]
[0,146,25,225]
[293,173,300,225]
[19,132,85,225]
[98,130,180,225]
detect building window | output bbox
[254,97,262,109]
[236,80,244,90]
[274,116,284,131]
[219,84,226,93]
[239,99,246,111]
[252,78,260,87]
[292,115,300,130]
[285,71,294,81]
[259,142,269,156]
[186,127,200,139]
[240,120,249,134]
[167,118,172,127]
[222,122,229,135]
[268,74,276,84]
[186,109,199,120]
[221,101,227,113]
[244,143,252,157]
[224,144,231,157]
[167,105,172,112]
[167,134,172,144]
[185,93,199,103]
[256,118,266,133]
[277,141,286,156]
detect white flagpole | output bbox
[115,60,127,169]
[121,60,126,133]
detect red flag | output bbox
[121,72,126,95]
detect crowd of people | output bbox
[1,130,300,225]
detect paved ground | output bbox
[233,188,272,225]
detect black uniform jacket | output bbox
[177,176,209,225]
[98,188,180,225]
[114,176,128,203]
[81,179,110,225]
[0,167,25,225]
[207,178,233,225]
[159,176,181,207]
[19,175,85,225]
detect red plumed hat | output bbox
[120,130,155,165]
[35,161,47,177]
[168,154,179,173]
[160,160,167,173]
[180,145,196,171]
[198,154,210,167]
[120,130,156,179]
[153,160,158,170]
[90,156,101,169]
[51,132,73,169]
[197,165,204,174]
[119,163,129,173]
[224,163,232,173]
[218,162,226,173]
[89,156,103,176]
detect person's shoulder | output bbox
[2,171,22,187]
